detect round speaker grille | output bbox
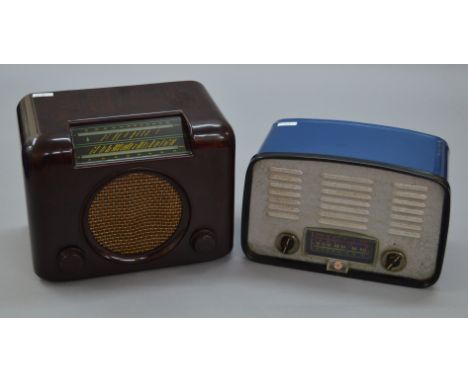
[87,172,183,256]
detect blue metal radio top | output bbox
[259,119,449,179]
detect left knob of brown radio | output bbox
[57,247,85,274]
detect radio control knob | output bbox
[58,247,85,274]
[191,229,216,254]
[276,233,299,255]
[382,250,407,272]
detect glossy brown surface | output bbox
[17,81,235,281]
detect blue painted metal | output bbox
[259,119,449,179]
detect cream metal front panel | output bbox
[247,158,445,281]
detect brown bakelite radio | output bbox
[17,81,235,281]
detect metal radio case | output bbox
[242,119,450,287]
[17,81,235,281]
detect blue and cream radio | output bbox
[242,119,450,287]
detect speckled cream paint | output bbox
[247,158,445,281]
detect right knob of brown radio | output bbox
[191,229,217,254]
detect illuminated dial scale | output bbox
[71,116,191,166]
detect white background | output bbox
[1,1,468,381]
[1,64,467,317]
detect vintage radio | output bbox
[242,119,450,287]
[17,81,235,281]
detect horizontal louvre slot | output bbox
[322,173,374,185]
[269,181,302,190]
[321,181,373,193]
[268,203,300,213]
[320,203,369,216]
[390,214,424,223]
[269,189,301,198]
[388,228,421,239]
[390,221,422,231]
[394,183,428,192]
[392,198,426,208]
[268,196,301,206]
[269,167,303,176]
[391,205,425,215]
[269,174,302,183]
[267,211,300,220]
[321,188,372,201]
[320,196,370,208]
[394,191,427,200]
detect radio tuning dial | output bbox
[382,250,407,272]
[58,247,85,274]
[276,233,299,255]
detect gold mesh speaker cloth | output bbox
[87,172,183,256]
